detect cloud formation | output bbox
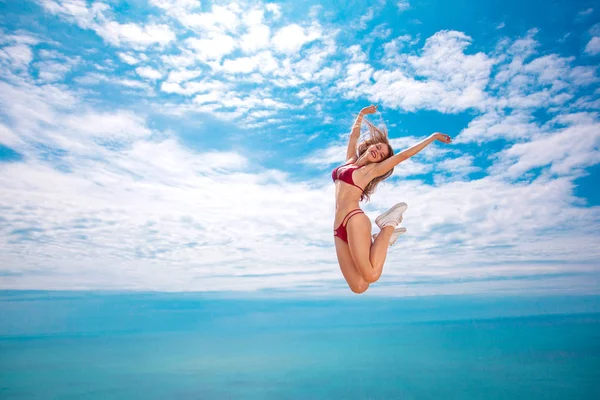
[0,0,599,296]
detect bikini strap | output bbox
[341,208,364,227]
[350,182,364,191]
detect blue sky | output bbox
[0,0,599,296]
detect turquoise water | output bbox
[1,292,599,399]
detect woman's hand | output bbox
[360,104,378,116]
[433,132,452,144]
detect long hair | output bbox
[355,118,394,202]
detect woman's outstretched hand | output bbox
[360,104,378,115]
[433,132,452,144]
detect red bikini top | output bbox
[332,162,364,191]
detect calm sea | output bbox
[1,292,599,399]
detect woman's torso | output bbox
[332,162,373,223]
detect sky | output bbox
[0,0,599,296]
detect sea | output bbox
[1,291,599,399]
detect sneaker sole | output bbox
[372,227,407,245]
[389,227,407,246]
[375,202,408,229]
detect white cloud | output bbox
[346,44,368,62]
[368,23,392,40]
[435,155,480,182]
[496,22,505,30]
[485,29,598,113]
[407,31,491,83]
[32,51,81,82]
[313,63,341,83]
[35,60,73,82]
[118,52,141,65]
[340,31,494,113]
[558,33,571,43]
[0,44,33,69]
[391,158,432,176]
[265,3,282,20]
[436,155,476,172]
[577,8,593,18]
[490,112,600,178]
[358,7,375,30]
[0,30,44,46]
[40,0,176,50]
[161,49,196,68]
[192,91,221,105]
[218,51,281,77]
[74,72,151,90]
[302,144,347,166]
[569,65,599,86]
[165,68,202,83]
[150,0,201,12]
[95,22,176,49]
[382,34,419,64]
[174,4,241,33]
[59,110,154,149]
[186,34,237,62]
[288,38,338,81]
[272,24,320,54]
[337,62,374,97]
[240,23,270,53]
[160,79,229,96]
[397,1,410,12]
[222,56,261,74]
[135,66,163,80]
[456,110,544,144]
[36,0,336,122]
[492,29,540,79]
[584,36,600,55]
[0,122,23,148]
[570,95,600,111]
[244,8,265,27]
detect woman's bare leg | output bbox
[334,237,370,294]
[369,225,395,271]
[345,214,394,283]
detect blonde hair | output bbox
[355,118,394,202]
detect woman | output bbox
[332,105,452,294]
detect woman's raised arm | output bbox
[372,132,452,177]
[345,105,378,161]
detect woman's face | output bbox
[366,143,390,163]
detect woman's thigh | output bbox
[346,213,375,280]
[334,237,369,294]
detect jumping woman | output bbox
[332,105,452,294]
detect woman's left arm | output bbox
[372,132,452,177]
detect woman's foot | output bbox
[375,202,407,229]
[372,227,407,246]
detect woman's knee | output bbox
[356,261,381,283]
[349,279,369,294]
[367,269,382,283]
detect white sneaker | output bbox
[372,227,407,246]
[375,202,407,229]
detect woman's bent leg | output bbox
[346,214,394,283]
[334,237,370,294]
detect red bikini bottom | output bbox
[333,209,364,243]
